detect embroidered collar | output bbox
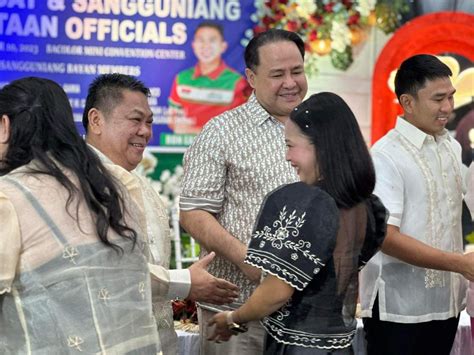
[88,144,113,164]
[395,116,450,150]
[192,60,227,80]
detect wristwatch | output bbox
[226,311,248,333]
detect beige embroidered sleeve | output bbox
[106,163,191,300]
[0,191,21,294]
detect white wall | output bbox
[306,28,391,145]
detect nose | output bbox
[138,121,152,140]
[283,73,296,89]
[441,97,453,113]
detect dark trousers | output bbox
[363,296,460,355]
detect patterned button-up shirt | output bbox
[180,94,299,305]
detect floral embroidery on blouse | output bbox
[98,288,110,303]
[62,245,79,264]
[252,206,324,268]
[138,281,146,300]
[244,183,386,349]
[245,184,336,292]
[67,336,84,351]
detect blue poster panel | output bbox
[0,0,256,150]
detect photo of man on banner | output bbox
[168,21,251,135]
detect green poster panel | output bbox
[148,152,184,181]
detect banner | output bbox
[0,0,256,150]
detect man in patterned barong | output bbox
[82,73,239,355]
[360,54,474,355]
[179,29,308,355]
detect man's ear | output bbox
[220,41,228,54]
[0,114,10,144]
[399,94,414,114]
[87,108,104,135]
[245,68,256,89]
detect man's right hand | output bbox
[187,252,239,304]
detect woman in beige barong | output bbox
[0,77,161,354]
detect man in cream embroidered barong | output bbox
[82,73,239,355]
[359,54,474,355]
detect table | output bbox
[177,311,472,355]
[176,329,200,355]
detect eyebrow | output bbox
[128,108,147,116]
[269,65,304,74]
[127,109,153,120]
[268,70,283,76]
[432,89,456,98]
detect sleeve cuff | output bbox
[168,269,192,299]
[0,192,21,294]
[179,196,223,214]
[0,281,12,295]
[387,215,401,227]
[245,249,321,291]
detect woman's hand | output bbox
[206,275,294,344]
[207,311,235,343]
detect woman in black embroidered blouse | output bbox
[208,92,387,354]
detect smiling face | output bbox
[192,26,227,66]
[401,76,455,136]
[285,119,318,185]
[246,40,308,123]
[89,89,153,171]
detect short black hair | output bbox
[194,21,224,39]
[82,73,150,132]
[245,29,305,72]
[394,54,452,100]
[290,92,375,208]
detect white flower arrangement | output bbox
[135,149,184,215]
[249,0,409,72]
[296,0,318,18]
[330,21,351,52]
[356,0,377,17]
[156,165,184,212]
[134,149,158,176]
